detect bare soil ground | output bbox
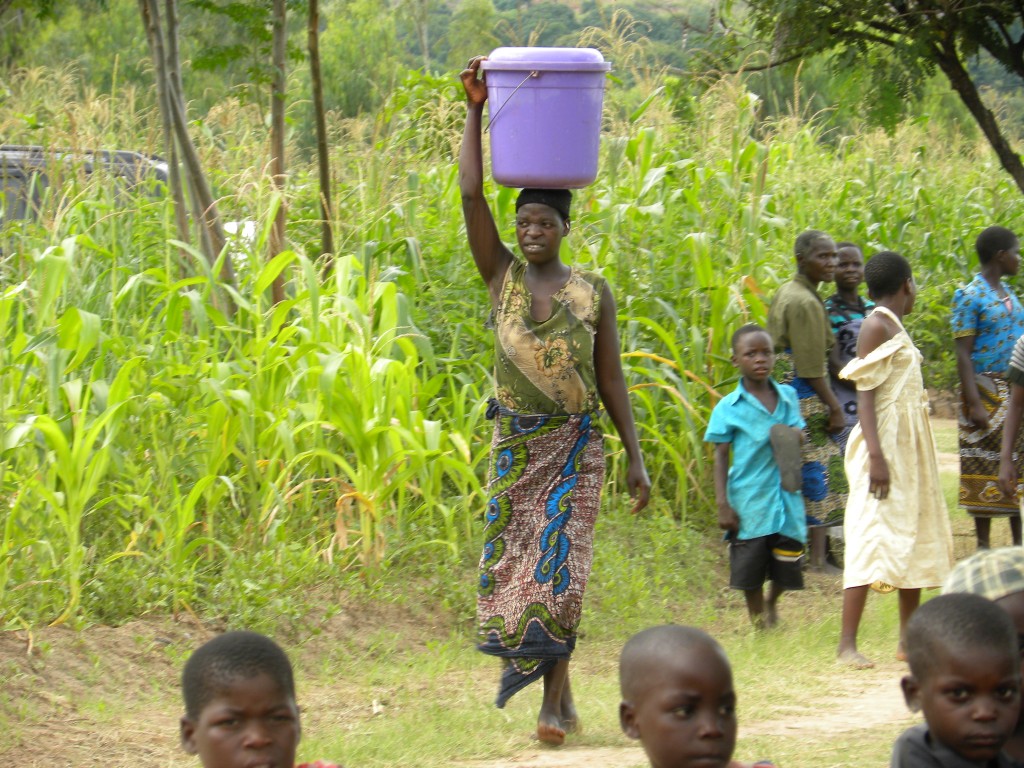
[0,577,937,768]
[458,660,914,768]
[2,611,910,768]
[0,415,994,768]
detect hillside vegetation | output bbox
[1,5,1023,629]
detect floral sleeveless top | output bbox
[492,260,604,415]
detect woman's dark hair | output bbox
[864,251,912,299]
[976,226,1018,264]
[182,631,296,719]
[515,188,572,221]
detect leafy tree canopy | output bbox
[727,0,1024,194]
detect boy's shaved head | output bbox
[731,323,769,352]
[905,593,1017,682]
[182,630,296,719]
[620,624,727,700]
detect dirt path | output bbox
[458,662,915,768]
[1,613,921,768]
[931,417,959,474]
[3,416,963,767]
[457,746,647,768]
[743,660,913,737]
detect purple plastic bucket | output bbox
[481,47,610,189]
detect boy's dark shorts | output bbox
[729,533,805,591]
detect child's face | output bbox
[180,672,300,768]
[903,645,1020,763]
[621,644,738,768]
[833,247,864,292]
[732,331,775,385]
[996,591,1024,729]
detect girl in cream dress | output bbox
[836,252,953,668]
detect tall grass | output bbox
[2,59,1023,626]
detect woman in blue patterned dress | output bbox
[459,57,651,746]
[952,226,1024,549]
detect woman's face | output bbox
[999,238,1022,277]
[834,246,865,292]
[515,203,568,264]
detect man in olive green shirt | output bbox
[767,230,847,568]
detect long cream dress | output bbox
[839,306,953,590]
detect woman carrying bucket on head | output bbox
[459,56,651,746]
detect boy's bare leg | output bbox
[538,658,568,745]
[837,585,874,668]
[765,583,784,628]
[1012,515,1022,546]
[559,676,579,733]
[744,588,765,629]
[976,516,992,549]
[896,588,921,661]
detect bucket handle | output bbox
[485,71,539,133]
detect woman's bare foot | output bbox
[895,642,907,662]
[837,648,875,669]
[537,713,566,746]
[560,683,579,734]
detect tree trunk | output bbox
[419,2,430,71]
[139,0,236,311]
[159,0,194,259]
[308,0,334,275]
[138,0,190,268]
[163,0,233,288]
[269,0,287,306]
[933,41,1024,197]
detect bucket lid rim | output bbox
[482,46,610,71]
[480,60,611,72]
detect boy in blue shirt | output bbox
[705,324,807,628]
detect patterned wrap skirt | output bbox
[477,405,604,707]
[959,373,1024,517]
[776,352,849,526]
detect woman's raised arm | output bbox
[459,57,513,306]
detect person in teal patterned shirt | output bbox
[825,242,875,454]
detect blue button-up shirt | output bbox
[704,378,806,542]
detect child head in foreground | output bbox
[895,593,1021,767]
[619,624,737,768]
[180,630,302,768]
